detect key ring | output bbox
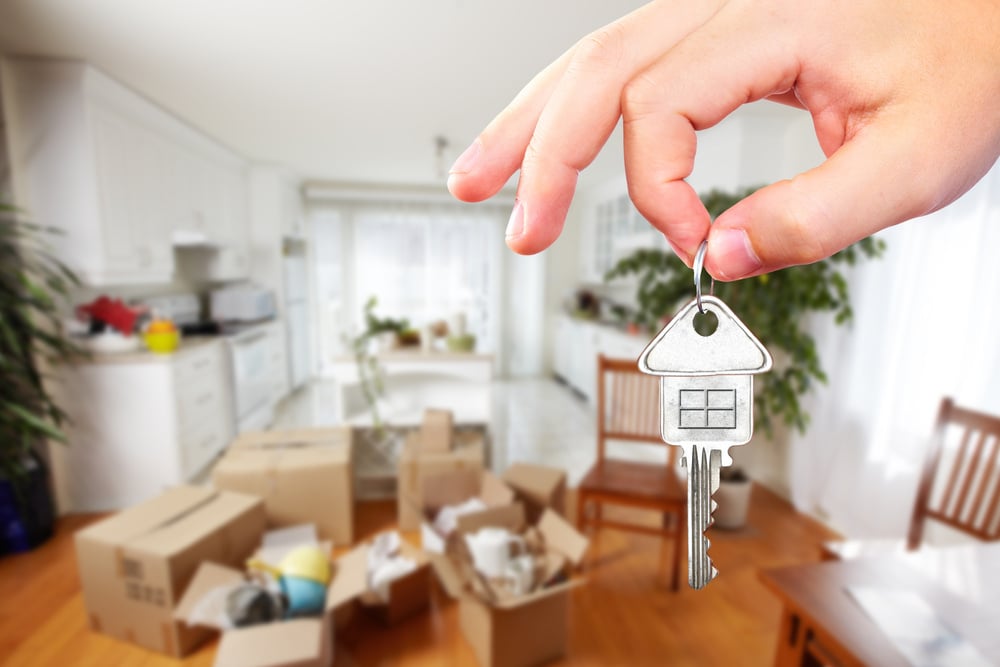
[692,240,714,314]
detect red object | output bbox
[76,296,141,335]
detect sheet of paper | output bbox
[847,587,992,667]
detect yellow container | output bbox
[144,330,180,354]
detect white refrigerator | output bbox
[284,248,312,389]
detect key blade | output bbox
[686,445,722,589]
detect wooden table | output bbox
[760,543,1000,666]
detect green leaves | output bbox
[0,201,84,481]
[605,187,886,435]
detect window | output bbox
[679,388,737,429]
[310,199,506,374]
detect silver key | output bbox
[638,293,772,589]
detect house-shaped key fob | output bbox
[637,295,772,465]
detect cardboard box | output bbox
[337,536,432,626]
[416,467,515,554]
[434,505,589,667]
[502,463,567,525]
[75,486,266,657]
[212,428,354,546]
[175,534,430,666]
[175,561,344,667]
[419,408,454,453]
[397,430,486,531]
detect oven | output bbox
[225,325,275,433]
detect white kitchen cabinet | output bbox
[552,315,649,403]
[52,339,235,512]
[1,58,250,286]
[265,321,292,406]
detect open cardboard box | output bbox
[398,429,486,531]
[211,427,354,546]
[175,533,431,667]
[434,504,590,667]
[75,486,267,658]
[501,463,567,525]
[416,467,515,554]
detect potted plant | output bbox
[0,202,83,554]
[606,187,886,528]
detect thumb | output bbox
[705,124,936,280]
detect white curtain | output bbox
[790,161,1000,538]
[309,199,506,372]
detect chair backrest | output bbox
[596,355,676,464]
[909,397,1000,549]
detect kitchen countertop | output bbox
[73,334,222,365]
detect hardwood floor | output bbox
[0,485,838,666]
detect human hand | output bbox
[447,0,1000,280]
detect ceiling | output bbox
[0,0,649,189]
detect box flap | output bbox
[325,546,370,613]
[454,503,526,535]
[231,427,351,450]
[76,485,216,544]
[419,409,453,453]
[133,491,263,557]
[537,509,589,567]
[479,472,515,507]
[492,578,583,610]
[502,463,565,499]
[421,467,481,509]
[214,618,328,667]
[174,562,245,630]
[223,429,351,467]
[429,552,466,600]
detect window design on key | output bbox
[678,388,737,429]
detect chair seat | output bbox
[579,458,685,504]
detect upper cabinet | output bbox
[1,59,250,286]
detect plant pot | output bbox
[714,478,753,530]
[0,451,56,555]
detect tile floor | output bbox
[273,376,671,486]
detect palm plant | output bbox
[606,187,886,435]
[0,200,83,551]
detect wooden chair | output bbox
[824,397,1000,560]
[576,355,686,590]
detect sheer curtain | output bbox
[310,199,506,374]
[790,161,1000,538]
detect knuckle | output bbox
[621,73,661,119]
[571,24,628,74]
[773,185,832,266]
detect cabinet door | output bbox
[91,109,144,276]
[553,316,573,381]
[92,108,175,282]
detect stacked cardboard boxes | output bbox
[212,427,354,545]
[397,410,487,531]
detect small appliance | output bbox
[210,285,277,323]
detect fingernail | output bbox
[505,201,525,240]
[449,140,481,175]
[709,229,762,279]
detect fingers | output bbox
[706,123,935,280]
[447,49,574,203]
[506,1,724,255]
[622,5,799,264]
